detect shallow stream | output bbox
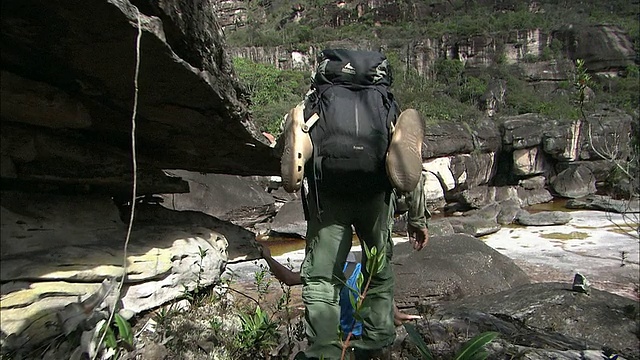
[229,202,639,301]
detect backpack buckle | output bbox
[302,113,319,133]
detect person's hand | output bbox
[407,224,428,251]
[258,243,272,259]
[394,305,421,326]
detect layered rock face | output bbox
[419,109,634,212]
[1,0,281,197]
[223,0,635,80]
[1,0,277,353]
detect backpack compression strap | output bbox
[303,113,319,133]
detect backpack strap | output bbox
[303,113,319,133]
[301,179,310,221]
[372,85,399,141]
[374,85,400,129]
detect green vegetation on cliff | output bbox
[232,58,309,134]
[226,0,638,50]
[226,0,639,135]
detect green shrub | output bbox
[232,57,309,136]
[595,66,640,117]
[491,63,578,120]
[522,53,538,63]
[459,76,488,105]
[435,59,464,85]
[236,305,279,353]
[538,47,553,61]
[405,323,500,360]
[386,51,484,124]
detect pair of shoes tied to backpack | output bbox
[280,106,424,193]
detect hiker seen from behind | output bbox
[280,49,429,360]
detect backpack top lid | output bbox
[313,49,393,87]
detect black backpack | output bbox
[303,49,400,194]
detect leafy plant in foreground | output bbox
[404,322,499,360]
[179,245,211,304]
[235,305,279,354]
[99,313,134,357]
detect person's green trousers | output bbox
[300,190,395,359]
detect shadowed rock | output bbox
[158,171,277,228]
[421,218,455,237]
[566,195,640,214]
[395,282,638,359]
[269,198,307,237]
[1,0,280,196]
[392,235,530,307]
[554,24,636,72]
[551,165,597,199]
[501,114,547,151]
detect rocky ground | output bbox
[205,208,639,360]
[10,206,635,360]
[482,209,639,300]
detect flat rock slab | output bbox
[516,209,573,225]
[447,215,502,236]
[1,225,227,350]
[482,210,639,299]
[566,195,640,213]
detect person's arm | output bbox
[404,172,430,251]
[260,244,302,286]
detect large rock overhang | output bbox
[1,0,280,196]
